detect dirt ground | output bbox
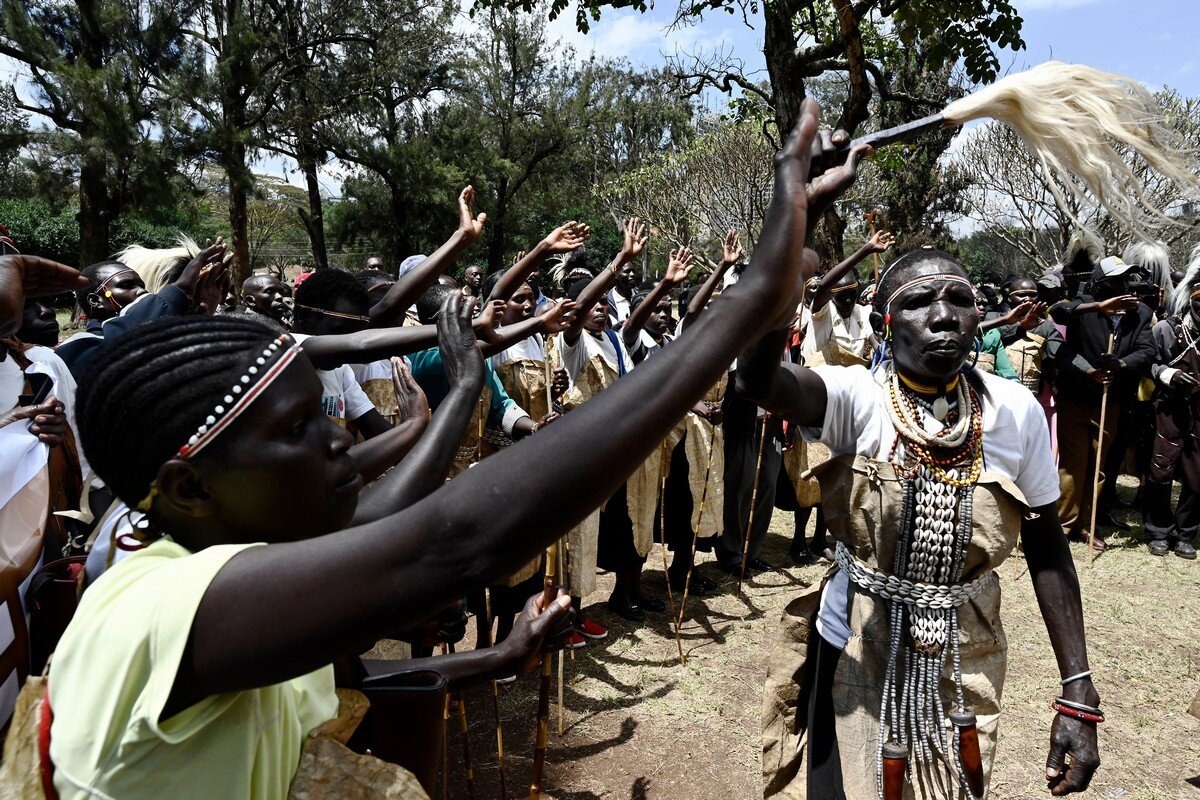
[436,483,1200,800]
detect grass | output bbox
[436,480,1200,799]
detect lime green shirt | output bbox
[48,538,338,799]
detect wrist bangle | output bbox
[1060,669,1092,687]
[1051,700,1105,724]
[1054,697,1103,715]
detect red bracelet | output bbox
[1051,701,1105,724]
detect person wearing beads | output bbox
[31,99,844,799]
[744,242,1101,799]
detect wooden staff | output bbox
[482,589,510,800]
[530,539,559,800]
[441,643,452,800]
[738,414,771,594]
[657,473,684,664]
[446,643,478,800]
[543,344,566,737]
[865,210,882,281]
[1088,331,1116,552]
[556,541,564,737]
[675,434,717,658]
[949,707,984,799]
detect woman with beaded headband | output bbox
[744,244,1100,799]
[33,98,858,799]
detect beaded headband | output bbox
[830,282,861,296]
[96,268,138,298]
[135,335,301,513]
[293,302,371,323]
[883,274,974,312]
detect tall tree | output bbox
[1,0,197,265]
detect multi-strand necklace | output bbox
[864,365,986,799]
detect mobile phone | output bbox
[18,374,53,407]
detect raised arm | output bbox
[0,255,87,337]
[623,247,693,350]
[563,218,647,344]
[479,300,576,358]
[168,97,835,702]
[351,308,486,524]
[681,229,743,332]
[488,222,590,303]
[810,230,892,313]
[368,187,487,326]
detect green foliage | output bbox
[891,1,1024,85]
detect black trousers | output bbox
[716,416,781,567]
[597,484,644,572]
[807,635,845,799]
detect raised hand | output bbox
[543,221,591,254]
[473,299,507,343]
[1000,301,1035,327]
[457,186,487,243]
[620,218,648,262]
[665,247,694,284]
[868,230,895,254]
[391,357,430,424]
[722,229,744,266]
[1172,371,1200,394]
[193,261,230,315]
[1019,301,1047,331]
[438,293,485,394]
[1097,294,1139,316]
[804,129,872,224]
[0,255,87,337]
[539,300,577,334]
[512,250,526,267]
[174,240,228,296]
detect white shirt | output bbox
[802,303,873,360]
[804,364,1059,648]
[290,333,375,422]
[557,330,632,386]
[488,332,545,371]
[607,289,633,325]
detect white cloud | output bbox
[1180,60,1196,75]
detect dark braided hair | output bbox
[416,284,458,324]
[76,315,280,508]
[294,268,369,314]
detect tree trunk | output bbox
[486,178,510,273]
[297,139,328,270]
[77,151,111,267]
[387,181,411,264]
[227,139,252,286]
[763,0,805,137]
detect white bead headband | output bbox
[883,274,974,312]
[176,334,301,461]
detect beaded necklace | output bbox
[868,363,984,800]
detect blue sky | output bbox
[547,0,1200,98]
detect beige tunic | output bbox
[763,455,1027,800]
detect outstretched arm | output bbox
[488,223,590,303]
[623,247,693,350]
[1020,505,1100,795]
[681,229,743,332]
[810,230,892,313]
[168,97,834,705]
[563,218,647,344]
[369,187,487,326]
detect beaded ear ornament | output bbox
[135,334,300,512]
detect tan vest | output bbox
[763,455,1027,800]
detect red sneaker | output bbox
[576,618,608,640]
[565,631,588,650]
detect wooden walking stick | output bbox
[1088,331,1116,553]
[529,539,559,800]
[865,210,882,281]
[482,589,510,800]
[657,473,684,665]
[542,345,567,738]
[556,542,564,737]
[675,434,716,658]
[441,643,452,800]
[738,414,771,594]
[446,643,478,800]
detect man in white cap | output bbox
[1051,255,1155,550]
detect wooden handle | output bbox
[882,740,908,800]
[839,113,947,154]
[950,708,984,799]
[529,653,554,799]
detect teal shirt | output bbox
[978,329,1017,379]
[407,347,518,427]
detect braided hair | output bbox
[294,269,368,315]
[76,315,280,508]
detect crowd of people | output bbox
[3,99,1192,798]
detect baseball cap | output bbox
[1097,256,1138,279]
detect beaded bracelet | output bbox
[1051,700,1105,724]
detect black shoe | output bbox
[1175,540,1197,560]
[1149,540,1170,557]
[790,545,815,566]
[1098,512,1131,532]
[747,556,777,573]
[607,595,645,622]
[667,571,711,596]
[634,592,666,613]
[695,535,717,553]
